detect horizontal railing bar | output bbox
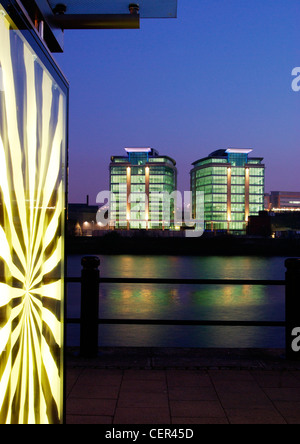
[100,278,285,285]
[66,277,285,285]
[67,318,285,327]
[66,277,82,282]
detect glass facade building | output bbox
[191,148,265,233]
[110,148,177,229]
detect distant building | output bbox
[271,212,300,236]
[247,210,300,238]
[68,197,99,236]
[265,191,300,211]
[109,147,177,229]
[264,193,271,211]
[191,148,265,233]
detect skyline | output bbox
[53,0,300,204]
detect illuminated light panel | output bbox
[225,148,253,154]
[0,6,66,424]
[271,208,300,212]
[125,147,152,152]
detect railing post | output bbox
[80,256,100,357]
[285,258,300,360]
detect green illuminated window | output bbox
[131,184,145,192]
[249,185,264,194]
[232,203,245,212]
[213,203,227,212]
[249,203,263,213]
[249,195,263,203]
[249,167,264,176]
[231,194,244,203]
[231,213,244,221]
[213,185,227,193]
[213,194,227,202]
[111,166,127,173]
[231,167,245,176]
[213,176,227,184]
[113,157,127,163]
[232,176,245,185]
[211,166,227,175]
[131,175,145,184]
[249,176,264,185]
[247,159,262,164]
[111,175,126,183]
[210,213,227,221]
[111,183,127,192]
[229,222,246,230]
[232,185,245,194]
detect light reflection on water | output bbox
[66,254,288,348]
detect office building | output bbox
[265,191,300,211]
[110,147,177,229]
[191,148,265,233]
[68,197,100,236]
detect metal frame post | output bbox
[80,256,100,357]
[285,258,300,360]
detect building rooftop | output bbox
[192,148,263,166]
[110,148,176,166]
[209,148,253,157]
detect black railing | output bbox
[66,256,300,360]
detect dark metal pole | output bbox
[285,258,300,360]
[80,256,100,357]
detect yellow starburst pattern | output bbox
[0,6,66,424]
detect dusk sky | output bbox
[53,0,300,205]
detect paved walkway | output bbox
[66,347,300,424]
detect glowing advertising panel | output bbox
[0,4,67,424]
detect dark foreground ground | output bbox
[66,347,300,424]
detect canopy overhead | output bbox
[46,0,177,18]
[28,0,177,51]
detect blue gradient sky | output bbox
[54,0,300,204]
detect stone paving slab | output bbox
[66,347,300,425]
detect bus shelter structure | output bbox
[0,0,177,424]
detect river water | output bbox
[66,254,290,348]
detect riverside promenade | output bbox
[66,347,300,424]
